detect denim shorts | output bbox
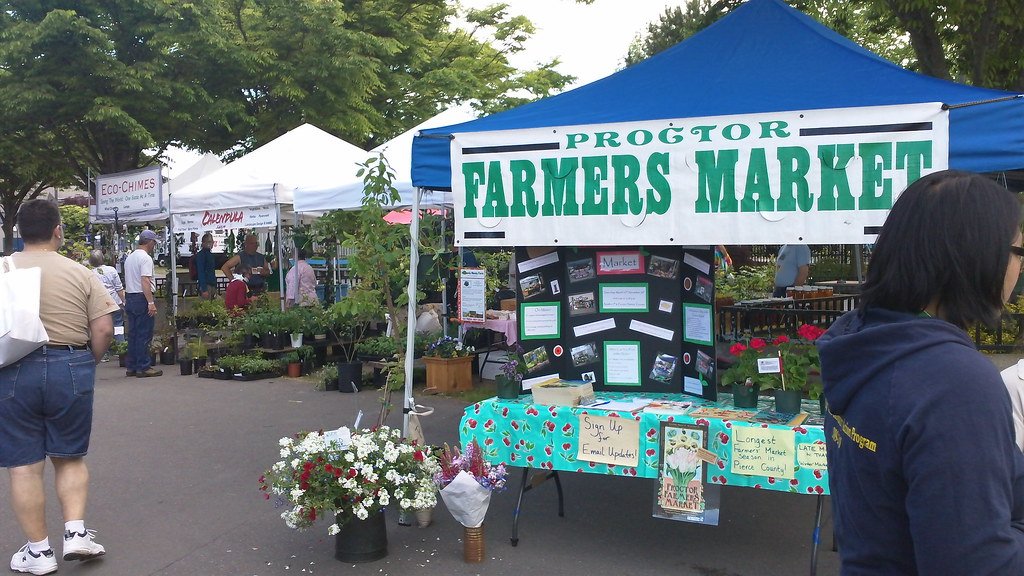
[0,347,96,467]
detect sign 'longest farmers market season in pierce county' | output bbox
[450,103,948,246]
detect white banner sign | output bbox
[171,205,278,233]
[95,166,163,218]
[450,103,949,246]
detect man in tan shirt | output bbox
[1,199,117,574]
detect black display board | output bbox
[514,246,717,401]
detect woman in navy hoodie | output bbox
[818,169,1024,575]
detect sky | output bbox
[164,1,672,177]
[464,0,672,88]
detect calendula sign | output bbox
[451,103,948,246]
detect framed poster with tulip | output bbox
[653,422,721,525]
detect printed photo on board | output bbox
[523,345,551,372]
[568,291,597,316]
[519,273,546,300]
[650,353,679,383]
[648,255,680,279]
[571,342,600,367]
[693,276,714,303]
[567,258,596,283]
[695,350,714,377]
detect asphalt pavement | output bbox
[24,350,1021,575]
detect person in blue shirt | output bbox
[194,233,217,299]
[818,170,1024,575]
[773,244,811,297]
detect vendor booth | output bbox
[168,123,369,311]
[401,0,1024,569]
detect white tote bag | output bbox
[0,256,48,367]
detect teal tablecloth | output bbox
[459,391,829,495]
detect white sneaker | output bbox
[10,544,57,575]
[62,529,105,562]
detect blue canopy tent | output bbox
[396,0,1024,436]
[411,0,1024,189]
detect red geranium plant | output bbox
[722,324,826,398]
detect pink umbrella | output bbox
[384,209,440,225]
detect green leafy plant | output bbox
[356,335,399,360]
[715,264,775,301]
[109,339,128,356]
[295,345,315,363]
[326,289,384,362]
[216,351,281,375]
[310,363,338,391]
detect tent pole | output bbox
[276,202,285,312]
[166,165,178,319]
[403,189,423,439]
[854,245,864,282]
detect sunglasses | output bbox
[1010,245,1024,265]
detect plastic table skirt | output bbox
[459,391,829,496]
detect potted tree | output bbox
[326,290,382,394]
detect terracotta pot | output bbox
[287,362,301,378]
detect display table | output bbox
[461,391,830,573]
[460,391,827,493]
[482,311,518,346]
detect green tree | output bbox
[0,132,69,253]
[0,0,573,228]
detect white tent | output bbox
[168,153,224,191]
[170,123,368,224]
[293,107,476,213]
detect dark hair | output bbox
[17,199,61,243]
[296,248,307,260]
[234,263,252,276]
[860,169,1022,329]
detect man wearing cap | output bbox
[124,230,162,378]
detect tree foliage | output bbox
[0,0,574,248]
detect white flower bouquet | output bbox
[259,426,439,534]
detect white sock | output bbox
[28,538,50,554]
[64,520,85,536]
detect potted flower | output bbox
[282,351,302,377]
[433,439,508,563]
[495,344,527,399]
[422,335,476,393]
[259,426,439,563]
[722,324,825,412]
[721,337,772,408]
